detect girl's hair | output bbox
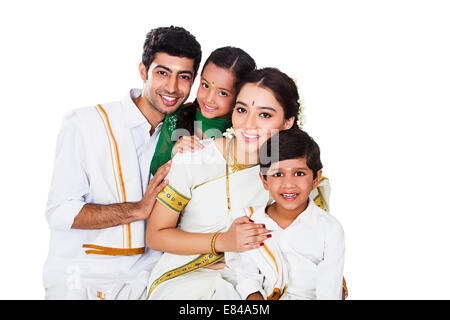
[235,67,300,124]
[176,46,256,135]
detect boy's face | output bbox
[260,157,322,213]
[139,52,196,115]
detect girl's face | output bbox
[232,83,295,153]
[196,62,236,119]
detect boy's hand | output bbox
[172,135,204,154]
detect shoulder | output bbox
[311,205,344,239]
[170,138,225,167]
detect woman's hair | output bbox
[259,128,323,179]
[176,46,256,135]
[235,67,300,124]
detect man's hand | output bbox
[135,160,171,220]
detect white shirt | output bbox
[43,89,163,294]
[232,200,345,300]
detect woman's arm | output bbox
[146,200,271,255]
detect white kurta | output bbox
[226,200,345,300]
[146,139,270,300]
[43,89,163,299]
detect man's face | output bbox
[140,52,195,115]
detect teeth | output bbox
[204,104,215,111]
[162,95,176,101]
[282,193,297,198]
[243,133,258,138]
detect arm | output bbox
[46,111,170,231]
[71,161,171,229]
[146,200,270,255]
[316,219,345,300]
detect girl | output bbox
[149,46,256,176]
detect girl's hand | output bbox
[215,216,272,252]
[172,135,204,155]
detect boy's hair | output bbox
[142,26,202,76]
[260,128,323,179]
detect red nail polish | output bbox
[260,243,264,246]
[249,219,254,223]
[267,234,272,238]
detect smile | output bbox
[160,95,179,106]
[281,193,299,201]
[241,131,259,143]
[202,104,217,112]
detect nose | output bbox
[165,75,178,94]
[206,88,215,104]
[243,109,257,129]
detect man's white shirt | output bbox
[43,89,163,299]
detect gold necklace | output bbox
[225,137,257,213]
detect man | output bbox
[43,26,202,299]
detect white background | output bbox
[1,0,449,299]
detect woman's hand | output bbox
[215,216,272,252]
[172,135,204,155]
[135,160,171,220]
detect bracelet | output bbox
[210,232,220,256]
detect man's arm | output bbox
[71,161,171,229]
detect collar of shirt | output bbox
[122,88,163,134]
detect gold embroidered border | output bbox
[146,253,224,299]
[156,184,190,214]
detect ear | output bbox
[312,169,323,189]
[139,62,148,81]
[259,172,270,191]
[283,116,296,130]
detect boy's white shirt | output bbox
[225,199,345,300]
[43,89,163,299]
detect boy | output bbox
[226,128,345,300]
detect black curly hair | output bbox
[142,26,202,77]
[176,46,256,136]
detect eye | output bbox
[202,82,209,89]
[157,70,167,76]
[295,171,305,177]
[260,112,272,118]
[180,74,191,81]
[218,91,228,97]
[273,172,283,177]
[236,107,247,113]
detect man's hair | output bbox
[142,26,202,75]
[260,128,323,179]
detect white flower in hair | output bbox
[222,127,235,139]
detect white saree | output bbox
[146,139,270,299]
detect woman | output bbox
[145,68,303,299]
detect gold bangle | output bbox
[210,232,220,256]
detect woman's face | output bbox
[232,83,295,153]
[196,62,236,119]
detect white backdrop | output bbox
[1,0,449,299]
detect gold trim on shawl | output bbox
[81,104,142,255]
[146,253,224,299]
